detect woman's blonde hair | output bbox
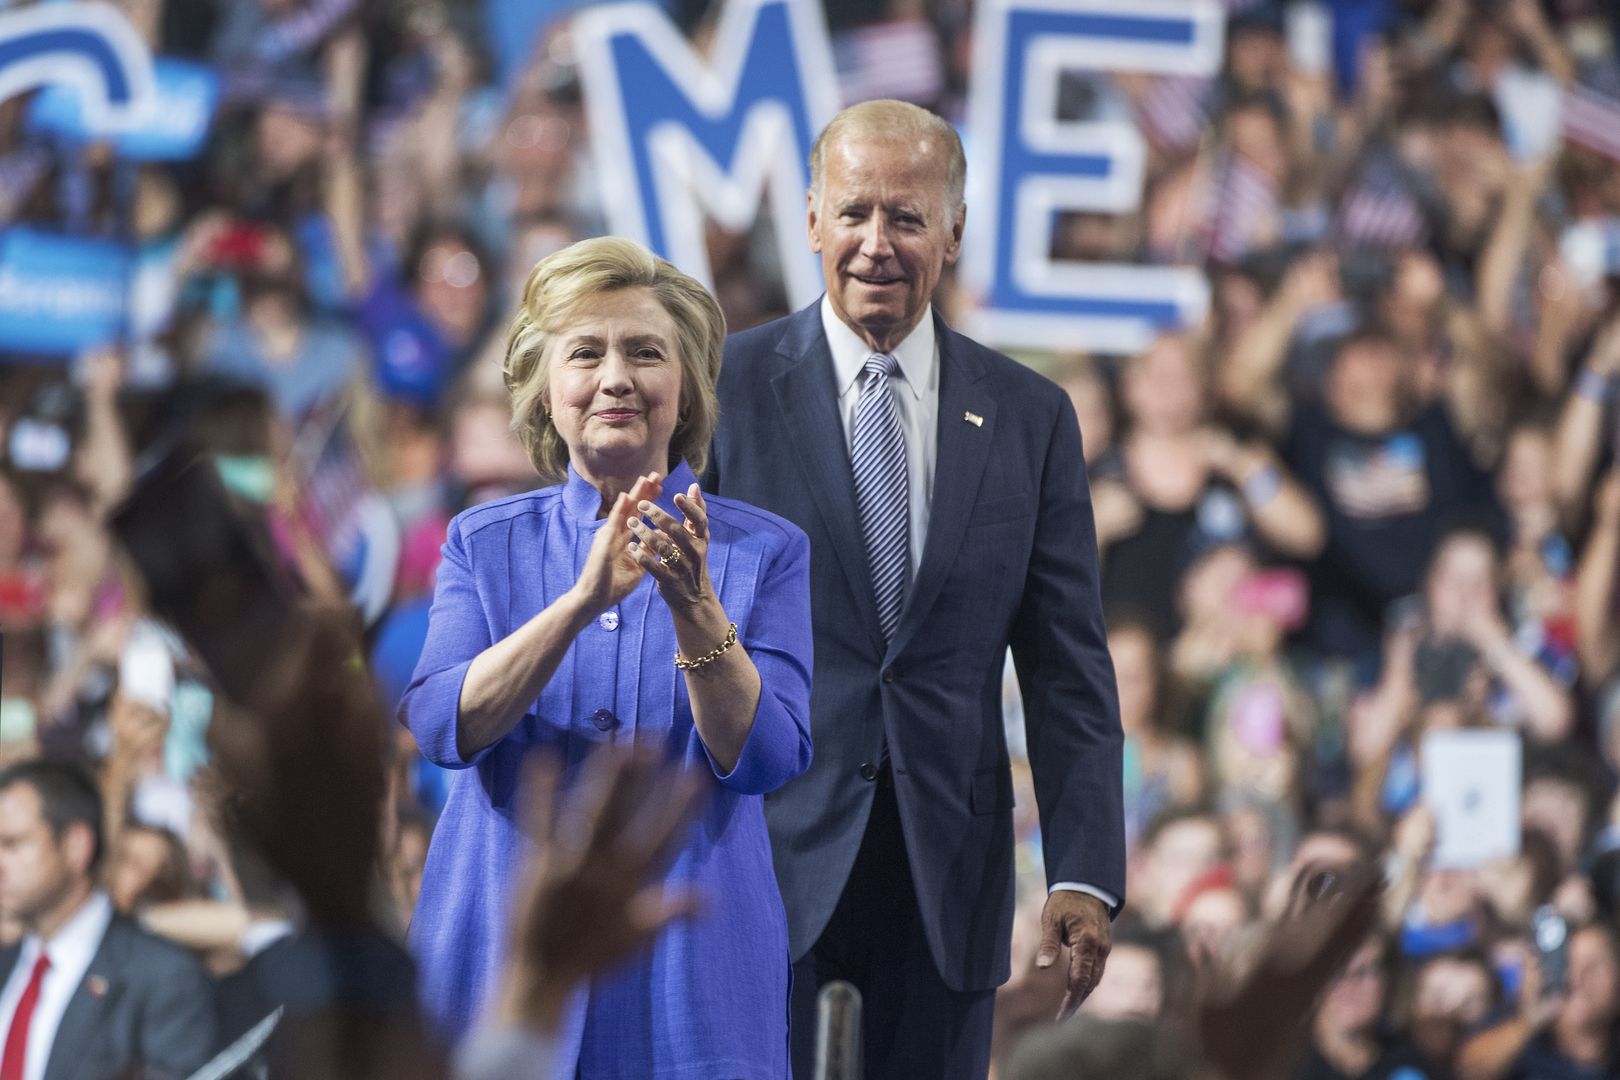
[503,236,725,483]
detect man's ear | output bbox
[61,820,96,880]
[807,191,823,254]
[945,204,966,266]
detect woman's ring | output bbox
[663,545,684,566]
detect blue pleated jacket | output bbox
[400,461,812,1079]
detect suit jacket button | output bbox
[859,762,878,781]
[881,667,896,684]
[591,708,617,731]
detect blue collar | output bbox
[561,459,698,523]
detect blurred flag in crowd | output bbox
[1562,81,1620,162]
[290,395,400,626]
[1206,153,1279,265]
[1136,75,1214,155]
[1337,162,1427,250]
[833,19,943,107]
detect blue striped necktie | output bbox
[851,352,910,640]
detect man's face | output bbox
[807,134,964,353]
[0,785,82,926]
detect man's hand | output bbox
[1035,890,1111,1019]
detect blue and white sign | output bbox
[0,2,156,133]
[0,229,130,356]
[575,0,840,307]
[962,0,1221,353]
[29,56,217,160]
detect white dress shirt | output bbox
[818,297,1118,913]
[0,890,114,1080]
[820,294,938,581]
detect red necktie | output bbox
[0,952,50,1080]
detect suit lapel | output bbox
[44,920,124,1080]
[891,319,995,655]
[770,306,887,654]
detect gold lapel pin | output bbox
[964,411,983,427]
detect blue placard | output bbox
[28,56,217,160]
[0,228,130,357]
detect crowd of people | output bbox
[0,0,1617,1077]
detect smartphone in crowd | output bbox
[1532,905,1569,996]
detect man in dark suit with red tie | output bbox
[0,761,216,1080]
[706,99,1126,1078]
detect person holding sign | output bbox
[707,100,1125,1079]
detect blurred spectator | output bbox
[1404,950,1498,1076]
[103,821,191,914]
[1094,332,1323,639]
[1298,936,1432,1079]
[1078,925,1169,1024]
[1457,923,1620,1079]
[1111,617,1204,847]
[0,760,217,1077]
[1131,808,1227,930]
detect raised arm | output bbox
[1553,315,1620,522]
[1575,469,1620,684]
[1201,429,1325,558]
[1219,251,1340,431]
[1476,160,1548,342]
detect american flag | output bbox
[1206,154,1279,264]
[290,395,372,565]
[1562,83,1620,162]
[1137,75,1213,154]
[833,19,945,107]
[1337,178,1426,249]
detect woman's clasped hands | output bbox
[570,471,716,617]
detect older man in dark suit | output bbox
[706,99,1125,1079]
[0,761,216,1080]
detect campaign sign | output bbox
[29,56,218,160]
[0,229,130,356]
[962,0,1222,353]
[0,2,156,131]
[575,0,840,306]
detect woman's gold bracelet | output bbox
[674,622,738,671]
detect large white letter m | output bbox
[574,0,840,307]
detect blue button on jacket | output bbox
[400,461,813,1079]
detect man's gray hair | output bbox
[808,99,966,210]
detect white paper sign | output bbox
[1421,729,1521,869]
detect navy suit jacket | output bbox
[708,302,1125,992]
[0,915,218,1080]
